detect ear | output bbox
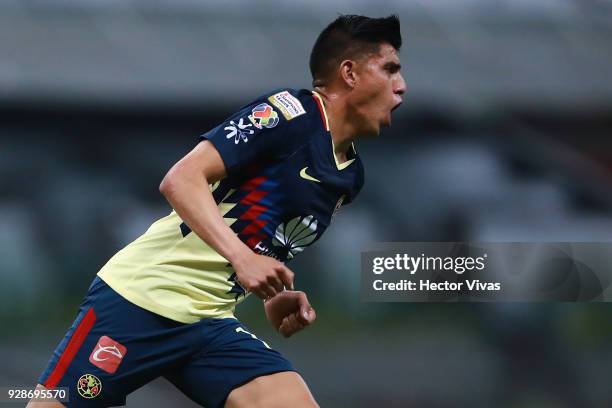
[339,59,357,88]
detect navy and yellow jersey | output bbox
[98,89,364,324]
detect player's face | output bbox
[351,43,405,135]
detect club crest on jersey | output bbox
[248,103,279,129]
[272,215,318,259]
[225,118,254,144]
[77,374,102,399]
[268,91,306,120]
[88,335,127,374]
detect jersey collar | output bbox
[311,91,330,132]
[311,90,356,170]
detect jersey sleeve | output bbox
[200,92,307,176]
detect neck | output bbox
[313,86,357,161]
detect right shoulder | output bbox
[247,88,324,129]
[198,88,322,176]
[237,87,325,150]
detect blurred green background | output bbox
[2,1,612,407]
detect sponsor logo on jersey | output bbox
[268,91,306,120]
[77,374,102,399]
[272,215,318,259]
[88,335,127,374]
[248,103,279,129]
[225,118,254,144]
[254,241,282,261]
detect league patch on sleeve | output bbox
[268,91,306,120]
[248,103,280,129]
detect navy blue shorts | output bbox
[38,277,294,407]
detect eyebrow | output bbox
[384,61,402,70]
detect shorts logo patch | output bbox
[268,91,306,120]
[248,103,279,129]
[89,335,127,374]
[77,374,102,399]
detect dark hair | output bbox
[309,14,401,86]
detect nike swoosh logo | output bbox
[92,345,123,361]
[299,167,321,183]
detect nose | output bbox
[394,74,407,96]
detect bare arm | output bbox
[159,140,294,299]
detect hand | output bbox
[264,291,316,338]
[232,252,294,299]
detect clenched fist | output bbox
[264,291,316,338]
[233,252,294,299]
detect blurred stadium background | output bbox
[2,0,612,406]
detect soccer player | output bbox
[29,14,405,408]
